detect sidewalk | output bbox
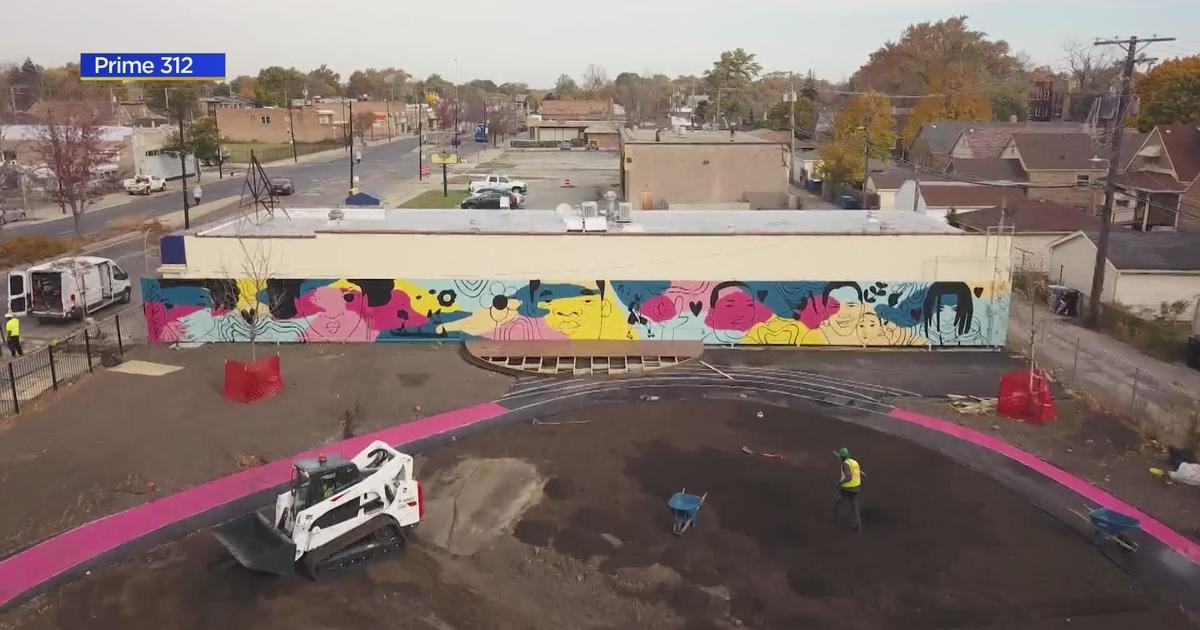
[1008,294,1200,445]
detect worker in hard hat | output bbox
[4,313,22,357]
[832,447,863,531]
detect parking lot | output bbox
[463,149,620,210]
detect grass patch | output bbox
[225,141,343,164]
[0,235,80,268]
[401,189,470,209]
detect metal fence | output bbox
[1022,304,1200,446]
[0,312,138,418]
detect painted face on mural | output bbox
[824,284,865,336]
[539,286,611,338]
[706,284,766,332]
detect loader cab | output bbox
[291,455,360,515]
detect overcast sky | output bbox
[4,0,1199,88]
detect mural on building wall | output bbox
[141,278,1009,347]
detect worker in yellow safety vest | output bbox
[832,447,863,531]
[4,313,22,357]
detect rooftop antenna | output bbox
[237,152,290,223]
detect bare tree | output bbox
[352,110,376,144]
[581,64,611,99]
[235,238,285,361]
[33,107,107,238]
[1063,39,1121,92]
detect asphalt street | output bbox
[2,134,487,345]
[4,134,484,240]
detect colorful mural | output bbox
[141,278,1009,347]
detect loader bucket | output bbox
[213,511,297,576]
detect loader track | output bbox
[300,516,408,580]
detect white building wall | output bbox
[175,232,1011,284]
[1048,234,1117,302]
[1111,273,1200,320]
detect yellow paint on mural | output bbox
[539,291,634,340]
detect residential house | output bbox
[867,167,951,211]
[945,158,1028,185]
[1049,231,1200,319]
[949,121,1086,160]
[620,128,792,209]
[1110,124,1200,231]
[953,199,1106,272]
[998,133,1108,208]
[907,122,974,170]
[894,182,1025,221]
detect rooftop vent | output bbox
[615,202,633,223]
[328,208,345,221]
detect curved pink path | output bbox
[890,408,1200,567]
[0,401,507,609]
[1,400,1196,612]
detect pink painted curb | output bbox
[890,407,1200,567]
[0,401,508,608]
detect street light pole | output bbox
[418,111,424,181]
[348,99,355,191]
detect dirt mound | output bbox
[418,457,543,556]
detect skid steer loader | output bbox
[214,440,422,579]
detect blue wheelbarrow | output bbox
[1069,505,1140,552]
[667,489,707,535]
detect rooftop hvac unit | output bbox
[615,202,633,223]
[581,201,599,218]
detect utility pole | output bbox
[1085,34,1174,328]
[348,99,355,191]
[418,108,424,181]
[209,101,224,179]
[176,100,191,229]
[786,73,796,184]
[912,166,921,213]
[386,86,393,141]
[285,89,298,163]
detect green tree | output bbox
[1136,56,1200,130]
[763,99,815,132]
[307,64,341,97]
[7,58,43,109]
[554,74,578,99]
[818,91,895,191]
[801,69,818,100]
[230,75,257,100]
[254,66,307,106]
[352,110,376,142]
[165,116,220,162]
[422,73,453,96]
[704,48,762,124]
[467,79,499,93]
[140,81,201,116]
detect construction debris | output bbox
[947,394,998,415]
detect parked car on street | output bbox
[0,207,27,224]
[122,175,167,195]
[271,179,295,195]
[468,174,526,194]
[474,186,523,207]
[460,189,519,209]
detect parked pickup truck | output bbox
[468,174,526,194]
[123,175,167,195]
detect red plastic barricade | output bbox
[997,368,1056,424]
[224,355,285,403]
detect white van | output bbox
[7,256,132,322]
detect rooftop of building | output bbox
[954,199,1105,233]
[1060,230,1200,271]
[621,128,780,144]
[196,208,963,238]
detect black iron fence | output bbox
[0,312,136,417]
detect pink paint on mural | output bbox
[363,290,431,332]
[704,283,772,332]
[641,294,679,323]
[144,302,203,342]
[296,286,376,342]
[487,316,568,341]
[796,295,839,330]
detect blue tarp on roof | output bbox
[345,192,381,206]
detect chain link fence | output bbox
[0,312,138,418]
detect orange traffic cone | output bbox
[562,178,574,188]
